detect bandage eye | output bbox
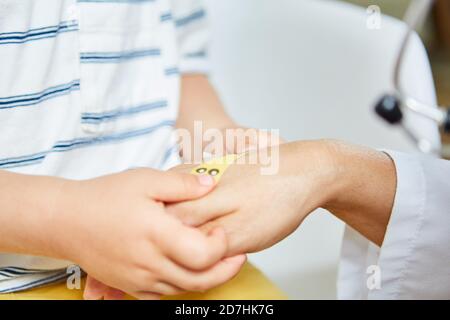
[208,169,220,176]
[196,167,207,174]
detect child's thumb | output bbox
[151,171,215,203]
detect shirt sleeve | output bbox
[169,0,210,75]
[338,151,450,299]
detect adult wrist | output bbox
[319,141,397,245]
[284,140,344,213]
[318,140,356,211]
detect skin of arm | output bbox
[176,75,283,158]
[176,75,235,135]
[168,140,397,253]
[323,141,397,246]
[0,171,68,258]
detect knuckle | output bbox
[132,269,158,292]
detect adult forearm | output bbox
[321,141,397,246]
[0,170,67,258]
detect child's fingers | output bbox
[152,281,186,296]
[149,171,216,203]
[132,292,161,300]
[131,282,185,299]
[84,276,126,301]
[168,163,196,173]
[83,276,109,300]
[154,217,228,270]
[159,254,247,293]
[166,191,234,227]
[103,287,126,300]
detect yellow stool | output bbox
[0,263,287,300]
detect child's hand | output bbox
[84,275,127,300]
[167,142,337,256]
[180,125,284,162]
[219,126,285,155]
[52,169,246,299]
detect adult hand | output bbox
[167,142,337,256]
[168,140,397,256]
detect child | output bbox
[0,0,284,299]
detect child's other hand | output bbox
[181,125,285,162]
[84,275,127,300]
[52,169,246,300]
[219,126,285,155]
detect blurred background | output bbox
[204,0,449,299]
[342,0,450,156]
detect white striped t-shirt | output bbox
[0,0,209,293]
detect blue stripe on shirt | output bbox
[184,50,207,59]
[0,120,175,169]
[0,270,40,277]
[0,80,80,110]
[0,152,47,168]
[164,67,180,76]
[0,21,78,45]
[0,271,68,294]
[53,120,174,151]
[0,267,50,274]
[159,143,180,169]
[0,267,52,279]
[80,49,161,63]
[1,266,44,271]
[175,9,206,28]
[160,12,173,22]
[81,100,168,124]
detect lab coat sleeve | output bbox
[338,151,450,299]
[170,0,210,75]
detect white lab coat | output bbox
[337,151,450,299]
[336,18,450,298]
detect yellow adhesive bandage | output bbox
[190,154,244,182]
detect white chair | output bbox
[206,0,440,299]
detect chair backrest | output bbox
[207,0,441,153]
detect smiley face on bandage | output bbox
[191,154,244,182]
[195,167,220,176]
